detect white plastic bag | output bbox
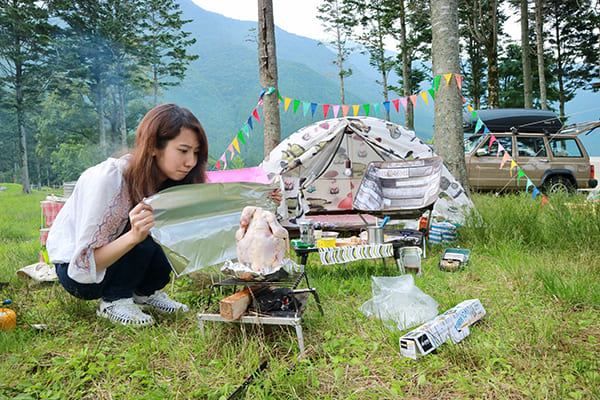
[359,275,439,331]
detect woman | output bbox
[48,103,209,326]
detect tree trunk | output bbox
[553,6,565,118]
[535,0,548,109]
[431,0,469,192]
[399,0,414,129]
[98,85,107,157]
[336,23,346,105]
[16,72,30,194]
[118,83,127,149]
[521,0,533,108]
[257,0,281,158]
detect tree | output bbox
[139,0,198,106]
[519,0,533,108]
[465,0,505,109]
[317,0,357,105]
[257,0,281,157]
[458,2,487,109]
[431,0,468,191]
[534,0,548,109]
[0,0,56,193]
[389,0,430,129]
[348,0,396,116]
[545,0,599,118]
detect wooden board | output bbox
[219,284,266,321]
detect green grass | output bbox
[1,183,599,399]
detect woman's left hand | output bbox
[270,188,283,205]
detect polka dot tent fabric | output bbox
[261,117,476,225]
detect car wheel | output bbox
[542,176,574,194]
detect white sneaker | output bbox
[133,291,189,314]
[97,298,155,326]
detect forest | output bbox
[1,0,598,192]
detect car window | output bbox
[476,135,512,156]
[549,138,583,157]
[517,137,547,157]
[464,135,484,154]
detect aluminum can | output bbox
[299,220,315,245]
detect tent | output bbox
[260,116,474,226]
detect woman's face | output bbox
[154,127,200,183]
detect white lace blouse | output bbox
[47,156,133,284]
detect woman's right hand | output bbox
[128,201,155,244]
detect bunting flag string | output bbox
[212,72,463,172]
[468,118,554,210]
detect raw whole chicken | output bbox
[235,206,289,272]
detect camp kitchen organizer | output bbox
[197,270,323,353]
[293,230,424,275]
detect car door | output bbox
[514,135,548,188]
[466,134,514,190]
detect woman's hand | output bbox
[270,188,283,206]
[128,201,155,244]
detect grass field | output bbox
[1,183,599,399]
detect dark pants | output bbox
[55,236,172,301]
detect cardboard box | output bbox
[399,299,486,359]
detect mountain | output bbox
[166,0,599,164]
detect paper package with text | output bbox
[399,298,486,359]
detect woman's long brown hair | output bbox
[124,103,208,205]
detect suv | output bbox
[464,109,598,193]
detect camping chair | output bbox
[352,156,443,258]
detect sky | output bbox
[191,0,521,50]
[192,0,326,41]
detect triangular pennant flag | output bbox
[232,138,240,154]
[540,196,549,210]
[373,102,380,116]
[310,102,317,117]
[220,154,227,170]
[215,161,221,170]
[532,186,540,200]
[323,104,330,118]
[259,87,266,99]
[293,99,300,114]
[252,108,261,124]
[237,131,245,145]
[428,88,435,100]
[526,178,533,193]
[497,143,505,157]
[468,104,473,112]
[409,95,418,110]
[392,99,400,113]
[475,118,484,134]
[400,97,408,112]
[277,91,283,102]
[455,73,463,91]
[483,126,491,134]
[333,104,340,118]
[266,86,275,95]
[383,101,391,115]
[434,75,441,91]
[363,104,370,116]
[510,160,517,176]
[352,105,360,116]
[247,117,253,130]
[489,135,497,152]
[420,91,429,105]
[462,96,466,103]
[342,105,350,117]
[517,168,526,185]
[444,73,452,86]
[284,97,292,112]
[242,124,250,136]
[500,152,511,169]
[228,144,235,160]
[303,102,310,116]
